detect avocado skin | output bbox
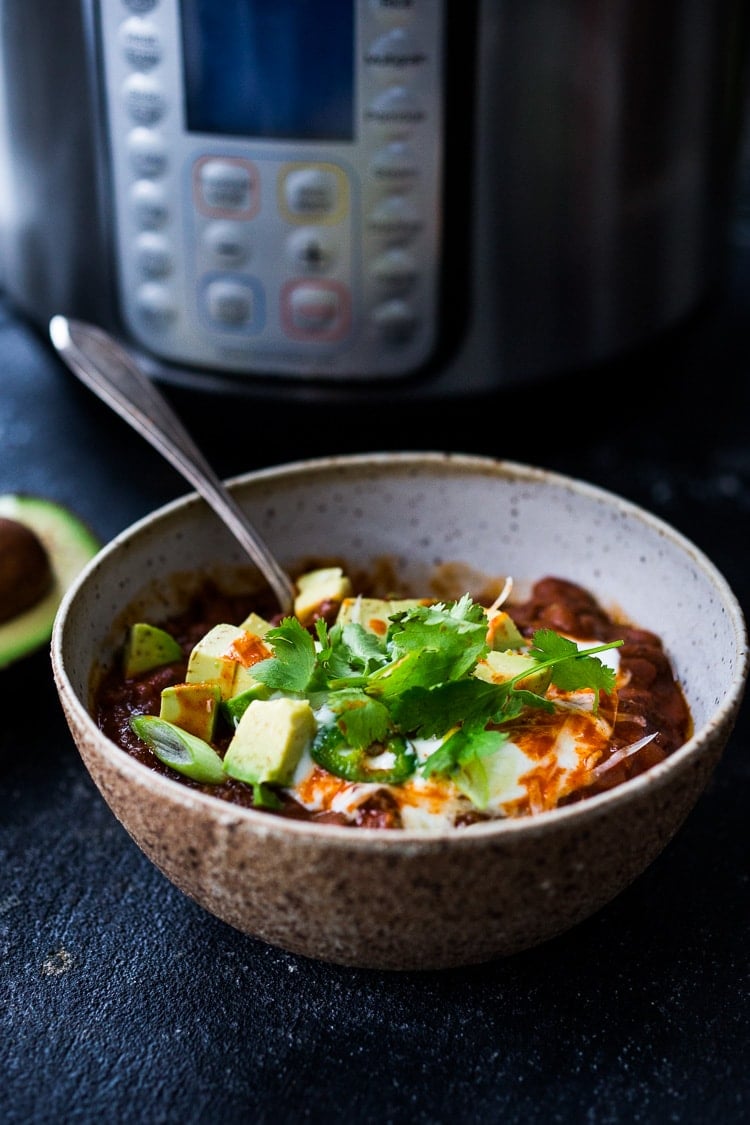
[0,495,100,669]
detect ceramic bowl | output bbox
[51,453,748,970]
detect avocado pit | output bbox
[0,517,54,623]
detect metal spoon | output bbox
[48,315,296,616]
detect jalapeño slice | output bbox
[311,722,417,785]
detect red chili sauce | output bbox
[93,576,692,829]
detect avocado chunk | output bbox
[486,610,524,651]
[159,680,222,742]
[294,567,352,624]
[337,596,430,637]
[222,681,273,727]
[0,494,100,669]
[223,697,316,787]
[123,622,183,678]
[474,649,552,693]
[186,622,270,699]
[237,611,272,637]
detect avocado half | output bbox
[0,494,101,669]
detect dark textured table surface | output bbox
[2,223,750,1123]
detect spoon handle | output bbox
[49,315,296,616]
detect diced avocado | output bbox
[225,629,273,696]
[159,681,222,742]
[186,622,251,699]
[223,697,316,787]
[0,494,100,670]
[123,622,183,678]
[294,567,352,623]
[485,610,524,652]
[237,611,272,637]
[186,622,273,700]
[130,714,226,785]
[474,649,552,693]
[337,596,429,637]
[222,681,273,727]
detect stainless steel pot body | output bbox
[0,0,746,397]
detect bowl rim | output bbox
[51,450,749,848]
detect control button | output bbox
[135,232,172,278]
[194,158,259,218]
[289,287,338,331]
[371,298,417,342]
[123,73,166,125]
[370,141,420,185]
[284,168,337,216]
[202,221,251,268]
[279,164,349,225]
[281,280,350,340]
[135,282,176,328]
[286,228,337,273]
[369,0,417,23]
[204,279,256,327]
[368,194,422,239]
[120,18,162,71]
[365,28,426,73]
[127,128,167,177]
[365,86,425,131]
[123,0,158,12]
[130,179,168,229]
[370,247,417,292]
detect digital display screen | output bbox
[181,1,355,141]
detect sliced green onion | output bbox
[130,714,226,785]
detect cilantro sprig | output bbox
[249,597,622,787]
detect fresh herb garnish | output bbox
[249,598,622,787]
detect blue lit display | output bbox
[181,0,355,141]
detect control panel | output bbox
[98,0,446,380]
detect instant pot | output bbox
[0,1,747,398]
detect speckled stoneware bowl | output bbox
[51,453,747,970]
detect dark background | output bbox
[2,111,750,1125]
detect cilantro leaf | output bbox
[392,676,556,738]
[369,647,482,700]
[251,617,317,692]
[392,679,500,736]
[329,691,391,749]
[422,723,508,778]
[339,622,388,673]
[387,596,488,678]
[529,628,618,704]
